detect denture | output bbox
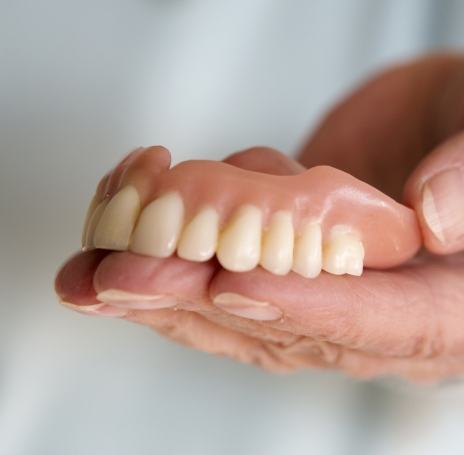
[81,146,421,278]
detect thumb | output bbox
[403,131,464,254]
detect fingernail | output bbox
[106,297,177,310]
[97,289,163,302]
[213,293,282,321]
[59,300,128,317]
[96,289,176,310]
[422,168,464,244]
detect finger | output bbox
[93,251,301,346]
[209,252,464,359]
[93,252,409,376]
[55,250,105,305]
[224,146,305,175]
[54,248,289,369]
[333,344,464,383]
[94,252,216,310]
[298,53,464,199]
[125,307,295,372]
[403,131,464,254]
[54,250,128,317]
[56,246,464,379]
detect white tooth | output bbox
[81,194,99,248]
[130,191,184,257]
[292,222,322,278]
[322,225,364,276]
[82,198,109,251]
[177,206,219,261]
[93,186,141,250]
[260,211,294,275]
[346,255,364,276]
[217,205,262,272]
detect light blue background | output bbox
[2,1,464,454]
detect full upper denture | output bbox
[81,146,422,278]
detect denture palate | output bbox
[82,158,422,278]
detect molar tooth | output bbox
[82,198,109,251]
[177,206,219,262]
[292,222,322,278]
[130,191,184,258]
[322,226,364,276]
[217,205,262,272]
[93,186,141,250]
[260,211,294,275]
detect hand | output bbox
[56,53,464,383]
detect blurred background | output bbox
[2,1,464,454]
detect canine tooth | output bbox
[177,206,219,261]
[93,186,141,250]
[322,226,364,276]
[130,191,184,257]
[292,222,322,278]
[260,211,294,275]
[81,194,99,248]
[82,198,109,250]
[217,205,262,272]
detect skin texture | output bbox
[56,53,464,383]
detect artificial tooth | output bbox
[216,205,262,272]
[82,198,109,250]
[81,194,99,248]
[130,191,184,258]
[93,186,141,250]
[177,206,219,262]
[292,222,322,278]
[322,226,364,276]
[260,211,294,275]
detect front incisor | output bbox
[130,191,184,258]
[93,185,141,250]
[217,205,262,272]
[260,211,294,275]
[177,206,219,261]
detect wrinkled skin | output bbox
[56,53,464,383]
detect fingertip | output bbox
[403,133,464,255]
[419,168,464,254]
[54,250,108,305]
[142,145,172,170]
[93,251,216,302]
[223,146,305,175]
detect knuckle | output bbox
[408,331,446,359]
[280,336,342,368]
